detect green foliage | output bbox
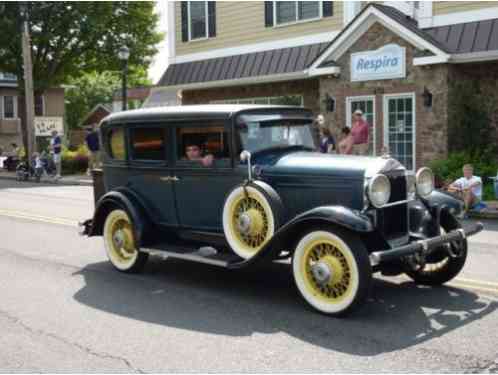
[430,150,498,201]
[448,80,496,154]
[61,144,89,174]
[0,2,162,92]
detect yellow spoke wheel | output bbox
[223,184,279,259]
[103,209,148,273]
[293,229,371,316]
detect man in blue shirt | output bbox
[50,130,62,179]
[85,127,100,175]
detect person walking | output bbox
[338,127,354,155]
[318,127,336,153]
[50,130,62,180]
[351,109,369,156]
[85,127,100,175]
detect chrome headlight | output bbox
[416,167,434,198]
[406,173,416,199]
[367,174,391,208]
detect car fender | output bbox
[421,190,463,216]
[87,189,151,247]
[229,205,373,268]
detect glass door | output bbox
[383,93,415,170]
[347,96,376,156]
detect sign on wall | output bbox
[351,44,406,82]
[34,117,64,136]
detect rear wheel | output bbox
[292,228,371,316]
[405,214,467,285]
[103,209,148,273]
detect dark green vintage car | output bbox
[81,105,482,316]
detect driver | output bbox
[185,143,214,167]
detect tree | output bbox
[0,2,162,148]
[65,68,150,131]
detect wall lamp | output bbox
[423,86,433,108]
[323,93,335,112]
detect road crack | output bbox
[0,308,145,373]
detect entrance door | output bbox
[383,93,416,170]
[347,96,375,155]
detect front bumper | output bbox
[369,222,483,266]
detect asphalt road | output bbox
[0,179,497,373]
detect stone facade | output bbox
[182,79,321,114]
[319,22,451,169]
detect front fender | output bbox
[87,189,151,247]
[229,205,373,268]
[421,190,464,216]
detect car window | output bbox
[176,123,230,168]
[130,127,166,162]
[108,128,126,160]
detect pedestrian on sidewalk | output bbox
[50,130,62,180]
[351,109,369,156]
[85,127,100,176]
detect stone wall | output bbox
[319,22,450,169]
[182,78,321,114]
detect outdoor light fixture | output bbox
[323,93,335,112]
[118,45,130,111]
[423,86,433,108]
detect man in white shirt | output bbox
[448,164,482,213]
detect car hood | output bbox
[265,152,405,179]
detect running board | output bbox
[141,244,243,268]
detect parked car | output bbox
[80,105,482,316]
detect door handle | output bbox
[171,176,180,181]
[160,176,172,182]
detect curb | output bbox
[0,173,93,186]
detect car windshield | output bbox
[236,115,316,154]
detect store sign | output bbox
[351,44,406,82]
[34,117,64,136]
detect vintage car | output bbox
[81,105,483,316]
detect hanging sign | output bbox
[351,44,406,82]
[34,117,64,136]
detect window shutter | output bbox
[264,1,274,27]
[322,1,333,17]
[181,1,189,42]
[208,1,216,37]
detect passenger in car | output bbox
[184,143,214,167]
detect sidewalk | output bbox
[0,170,92,186]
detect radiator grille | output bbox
[378,172,408,239]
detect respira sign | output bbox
[351,44,406,82]
[34,117,64,136]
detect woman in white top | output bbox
[448,164,482,213]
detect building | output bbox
[69,104,112,147]
[112,87,152,113]
[157,1,498,170]
[0,73,65,151]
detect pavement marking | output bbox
[0,209,77,227]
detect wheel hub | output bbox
[311,261,333,285]
[311,255,344,286]
[237,208,264,236]
[113,230,125,249]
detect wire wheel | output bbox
[223,185,277,259]
[293,229,371,316]
[103,209,147,272]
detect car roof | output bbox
[102,104,312,124]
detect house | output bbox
[0,72,65,151]
[68,104,112,147]
[157,1,498,170]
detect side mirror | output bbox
[240,150,252,181]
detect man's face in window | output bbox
[186,145,201,160]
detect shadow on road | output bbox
[73,257,497,356]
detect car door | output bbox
[172,119,243,231]
[126,123,178,226]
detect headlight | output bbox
[406,173,416,199]
[367,174,391,208]
[416,167,434,197]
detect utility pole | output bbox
[21,3,36,160]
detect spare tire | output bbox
[223,181,283,259]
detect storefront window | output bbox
[276,1,320,25]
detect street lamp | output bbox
[118,45,130,111]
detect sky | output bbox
[148,1,169,84]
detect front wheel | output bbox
[405,214,467,285]
[292,228,371,316]
[103,209,148,273]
